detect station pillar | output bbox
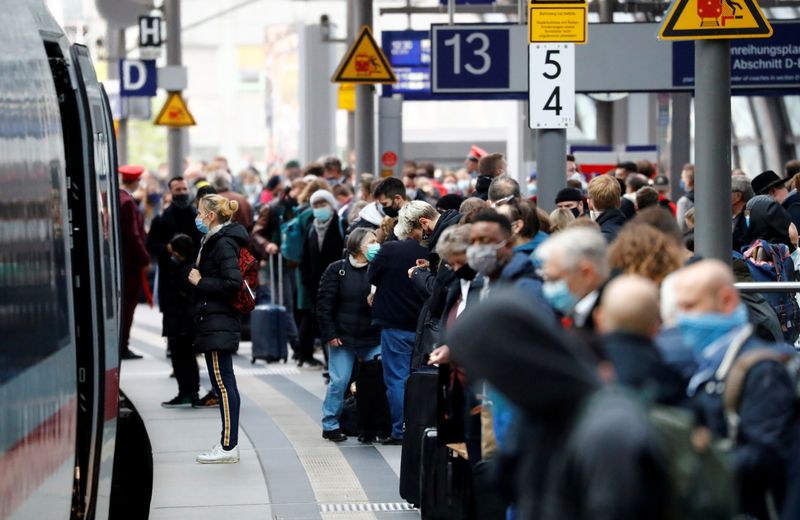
[536,129,566,213]
[355,0,375,174]
[166,0,185,180]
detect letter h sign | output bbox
[138,16,162,47]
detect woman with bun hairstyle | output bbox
[189,194,250,463]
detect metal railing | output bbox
[735,282,800,294]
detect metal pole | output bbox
[448,0,455,24]
[355,0,374,175]
[166,0,184,179]
[536,129,566,213]
[735,282,800,294]
[595,0,613,146]
[670,92,691,202]
[517,0,535,195]
[107,28,128,165]
[694,40,731,262]
[346,0,355,161]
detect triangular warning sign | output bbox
[659,0,773,40]
[332,26,397,84]
[155,92,196,127]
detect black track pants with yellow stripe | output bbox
[204,350,241,449]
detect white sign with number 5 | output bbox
[529,43,575,129]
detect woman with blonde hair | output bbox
[189,194,250,464]
[549,207,575,234]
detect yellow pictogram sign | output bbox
[332,26,397,84]
[155,92,196,127]
[338,83,355,111]
[659,0,773,40]
[529,1,588,44]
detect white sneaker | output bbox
[196,444,239,464]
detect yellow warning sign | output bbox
[155,92,196,127]
[659,0,773,40]
[529,2,588,44]
[338,83,355,111]
[332,26,397,84]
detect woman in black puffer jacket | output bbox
[189,194,250,464]
[316,228,382,442]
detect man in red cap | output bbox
[119,165,151,360]
[464,145,487,176]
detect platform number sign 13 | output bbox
[529,43,575,129]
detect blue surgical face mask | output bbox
[313,206,332,222]
[195,216,209,234]
[676,304,749,356]
[792,248,800,267]
[458,179,471,192]
[366,243,381,262]
[679,179,686,192]
[542,279,577,313]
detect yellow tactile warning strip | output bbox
[236,375,378,520]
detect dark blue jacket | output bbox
[496,253,555,322]
[782,190,800,232]
[595,208,626,243]
[368,238,428,331]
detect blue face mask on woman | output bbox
[195,216,209,234]
[366,243,381,262]
[676,304,749,356]
[542,279,577,313]
[313,206,332,222]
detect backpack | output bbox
[743,239,800,343]
[280,207,314,262]
[230,247,259,314]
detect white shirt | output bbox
[456,279,471,317]
[572,290,599,328]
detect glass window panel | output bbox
[784,96,800,135]
[736,144,763,177]
[731,97,758,138]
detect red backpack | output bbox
[231,247,259,314]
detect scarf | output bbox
[196,222,229,264]
[348,255,367,268]
[313,216,333,251]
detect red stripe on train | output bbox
[0,399,77,519]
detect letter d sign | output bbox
[120,59,157,97]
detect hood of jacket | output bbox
[447,287,599,416]
[747,196,792,247]
[206,221,251,248]
[428,209,461,253]
[358,201,385,226]
[500,252,537,282]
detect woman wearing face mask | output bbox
[495,199,542,257]
[189,194,251,464]
[316,229,382,442]
[298,189,344,367]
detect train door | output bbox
[44,40,105,520]
[70,44,123,520]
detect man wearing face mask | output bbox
[672,260,800,520]
[555,187,587,218]
[146,177,205,402]
[535,227,609,331]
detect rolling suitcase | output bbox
[250,254,289,364]
[356,356,392,440]
[399,369,439,505]
[419,427,473,520]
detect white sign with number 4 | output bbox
[529,43,575,129]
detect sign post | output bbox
[659,0,772,262]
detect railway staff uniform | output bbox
[119,165,151,360]
[190,194,249,464]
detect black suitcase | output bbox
[356,356,392,439]
[250,254,288,363]
[419,427,473,520]
[399,369,439,505]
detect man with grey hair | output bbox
[208,169,253,230]
[535,227,609,330]
[396,200,461,270]
[488,176,520,207]
[732,175,754,251]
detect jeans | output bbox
[380,329,416,439]
[321,344,381,431]
[204,351,240,449]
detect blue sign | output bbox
[433,26,510,92]
[672,22,800,92]
[119,59,157,97]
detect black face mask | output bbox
[454,264,477,281]
[172,193,192,209]
[570,207,581,218]
[383,204,399,218]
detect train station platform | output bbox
[120,305,419,520]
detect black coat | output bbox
[193,223,249,353]
[473,175,493,201]
[427,209,461,268]
[782,190,800,232]
[595,208,626,243]
[299,216,345,304]
[146,203,203,336]
[316,258,380,348]
[368,238,429,331]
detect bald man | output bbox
[672,260,800,519]
[596,275,687,405]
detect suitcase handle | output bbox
[268,253,284,306]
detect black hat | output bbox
[653,175,670,187]
[751,170,785,195]
[555,187,584,204]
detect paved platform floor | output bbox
[120,305,419,520]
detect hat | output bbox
[266,175,282,190]
[466,145,488,162]
[284,159,301,170]
[555,187,584,204]
[436,193,464,212]
[752,170,785,195]
[310,189,339,210]
[653,175,670,187]
[119,165,144,182]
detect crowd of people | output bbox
[117,149,800,517]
